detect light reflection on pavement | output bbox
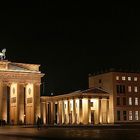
[1,126,140,140]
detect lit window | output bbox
[122,76,126,81]
[134,86,138,92]
[134,77,138,81]
[129,97,132,105]
[128,86,132,92]
[116,76,119,80]
[129,111,133,120]
[135,111,139,120]
[135,97,138,105]
[128,77,131,81]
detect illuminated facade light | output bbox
[116,76,119,80]
[128,77,131,81]
[122,76,126,81]
[134,77,138,81]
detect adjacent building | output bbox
[41,88,109,125]
[89,71,140,124]
[41,70,140,125]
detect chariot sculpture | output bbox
[0,48,6,60]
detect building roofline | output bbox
[89,68,140,77]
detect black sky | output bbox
[0,2,140,95]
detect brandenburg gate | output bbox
[0,59,44,125]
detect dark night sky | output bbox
[0,2,140,95]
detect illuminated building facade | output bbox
[89,71,140,123]
[41,71,140,125]
[41,88,109,125]
[1,59,139,125]
[0,60,44,125]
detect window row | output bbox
[117,97,139,106]
[116,85,138,94]
[116,76,138,81]
[117,110,139,121]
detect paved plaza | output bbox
[1,125,140,140]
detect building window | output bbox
[129,111,133,120]
[116,76,119,80]
[128,77,131,81]
[117,110,121,121]
[134,77,138,81]
[122,76,126,81]
[116,85,125,94]
[128,86,132,92]
[134,86,138,92]
[135,111,139,120]
[116,85,120,93]
[135,97,138,105]
[129,97,132,105]
[123,97,126,105]
[123,111,127,121]
[117,97,120,106]
[122,85,125,93]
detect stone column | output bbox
[46,102,48,124]
[68,99,70,124]
[64,100,69,124]
[79,98,82,124]
[0,82,3,120]
[58,101,62,124]
[73,99,76,124]
[41,102,46,124]
[18,84,25,124]
[107,98,109,123]
[75,99,79,124]
[34,83,41,123]
[10,83,19,125]
[88,98,91,124]
[1,83,8,122]
[98,98,102,124]
[61,100,64,124]
[25,83,34,125]
[50,101,54,124]
[47,102,51,124]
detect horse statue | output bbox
[0,48,6,60]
